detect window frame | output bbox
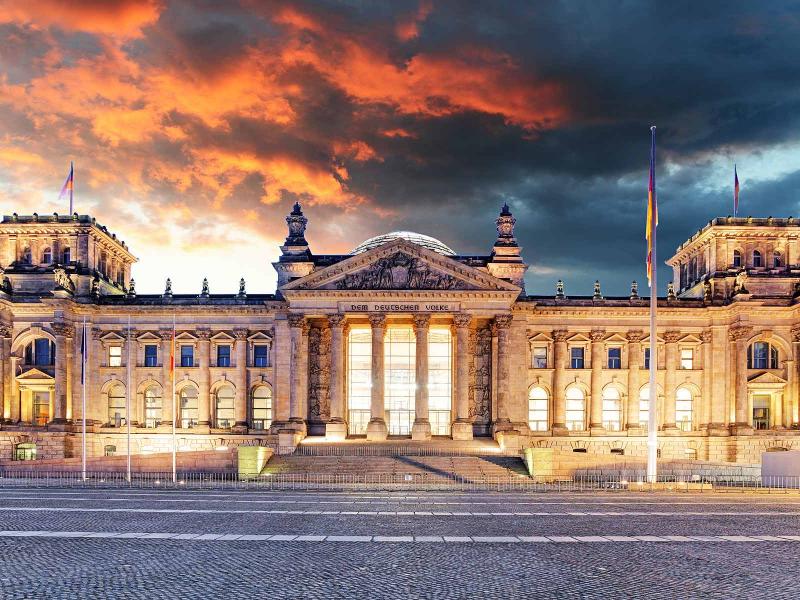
[679,347,693,370]
[532,346,548,369]
[216,344,232,367]
[606,346,622,369]
[143,344,158,367]
[753,249,763,268]
[253,344,269,368]
[528,386,549,432]
[179,344,194,368]
[108,345,123,367]
[569,346,585,369]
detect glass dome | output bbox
[350,231,456,256]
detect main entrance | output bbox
[385,327,415,435]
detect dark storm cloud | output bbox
[0,0,798,293]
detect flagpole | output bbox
[82,316,87,482]
[172,314,177,484]
[126,315,132,484]
[69,161,74,215]
[647,126,658,483]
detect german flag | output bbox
[646,127,658,287]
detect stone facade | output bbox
[0,206,799,464]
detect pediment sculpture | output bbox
[332,251,469,290]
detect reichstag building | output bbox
[0,203,798,464]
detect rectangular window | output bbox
[643,348,650,369]
[144,344,158,367]
[680,348,693,370]
[347,327,372,435]
[528,396,548,432]
[607,347,621,369]
[108,345,122,367]
[253,344,269,367]
[217,344,231,367]
[532,347,548,369]
[570,347,584,369]
[180,345,194,367]
[428,328,452,436]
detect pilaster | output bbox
[589,329,606,434]
[626,330,642,432]
[233,327,249,433]
[551,329,569,435]
[366,313,388,441]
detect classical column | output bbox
[411,314,431,441]
[492,314,513,432]
[9,354,20,423]
[366,313,388,441]
[626,330,642,431]
[197,328,211,429]
[700,330,713,430]
[287,314,307,435]
[589,329,606,433]
[158,329,173,426]
[551,329,569,435]
[90,327,103,424]
[708,326,728,434]
[729,324,753,434]
[790,326,800,428]
[662,331,681,431]
[233,328,249,432]
[325,314,347,441]
[452,313,474,440]
[51,322,72,427]
[0,325,9,423]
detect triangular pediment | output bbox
[748,372,787,385]
[529,332,553,343]
[567,333,591,343]
[604,333,628,343]
[282,239,520,293]
[100,331,125,343]
[16,368,54,382]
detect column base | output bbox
[491,418,514,435]
[47,421,71,432]
[411,419,431,441]
[325,421,348,442]
[288,418,308,437]
[278,428,303,451]
[707,423,730,436]
[550,423,569,436]
[589,424,606,435]
[451,420,473,441]
[231,423,248,434]
[366,418,388,441]
[730,423,754,436]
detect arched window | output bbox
[41,247,52,264]
[24,338,55,366]
[21,247,32,264]
[62,247,71,264]
[107,384,126,426]
[602,387,622,431]
[251,385,272,430]
[13,442,37,461]
[179,386,198,429]
[747,342,779,369]
[732,249,742,268]
[98,252,108,276]
[144,386,162,428]
[639,386,653,432]
[215,384,235,429]
[675,387,693,431]
[753,250,762,268]
[773,251,782,268]
[565,387,585,431]
[528,386,549,432]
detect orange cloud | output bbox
[395,0,433,42]
[0,0,162,38]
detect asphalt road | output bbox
[0,488,799,599]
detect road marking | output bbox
[1,505,797,518]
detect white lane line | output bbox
[1,506,797,518]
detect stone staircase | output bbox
[263,454,528,482]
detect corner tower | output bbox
[486,204,528,292]
[273,203,315,288]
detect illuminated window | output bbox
[753,395,770,430]
[532,346,547,369]
[251,385,272,430]
[680,348,693,370]
[675,387,693,431]
[565,387,585,431]
[13,443,36,461]
[215,385,235,429]
[607,347,621,369]
[753,250,762,268]
[428,327,452,436]
[347,327,371,435]
[144,386,162,428]
[179,386,198,428]
[107,384,126,426]
[639,385,653,432]
[32,391,50,426]
[528,386,549,432]
[602,387,622,431]
[774,251,783,268]
[385,327,416,436]
[108,345,122,367]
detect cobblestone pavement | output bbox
[0,489,799,599]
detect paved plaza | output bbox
[0,488,798,599]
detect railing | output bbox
[1,470,799,492]
[287,445,519,457]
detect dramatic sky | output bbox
[1,1,799,295]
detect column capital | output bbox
[590,328,606,342]
[791,325,800,342]
[327,313,346,329]
[92,327,105,341]
[552,329,569,342]
[728,324,752,342]
[196,328,211,341]
[233,327,249,340]
[664,330,682,344]
[368,313,386,329]
[51,322,74,338]
[287,313,306,329]
[412,313,430,332]
[453,313,472,329]
[626,329,644,343]
[700,329,713,344]
[494,314,512,330]
[157,328,173,341]
[122,326,136,340]
[0,323,11,339]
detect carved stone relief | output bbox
[469,326,492,424]
[308,326,331,421]
[330,252,470,290]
